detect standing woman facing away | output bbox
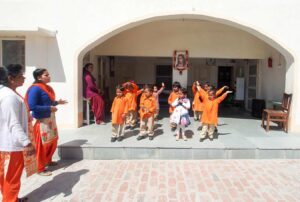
[83,63,105,124]
[25,68,67,176]
[0,65,35,202]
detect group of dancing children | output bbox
[110,80,232,142]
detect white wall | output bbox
[93,20,272,59]
[1,0,300,131]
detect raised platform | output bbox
[55,107,300,160]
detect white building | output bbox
[0,0,299,132]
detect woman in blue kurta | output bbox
[25,68,67,176]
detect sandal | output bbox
[38,170,52,176]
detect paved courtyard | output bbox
[6,159,300,202]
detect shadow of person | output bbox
[50,139,88,172]
[25,169,89,201]
[185,130,194,138]
[123,130,139,139]
[154,123,163,130]
[214,132,231,139]
[152,129,164,139]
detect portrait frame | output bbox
[173,50,189,74]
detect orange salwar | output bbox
[0,152,24,202]
[34,122,58,173]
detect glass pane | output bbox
[248,89,256,98]
[249,65,257,75]
[249,77,256,87]
[2,40,25,67]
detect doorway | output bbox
[218,66,233,88]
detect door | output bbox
[156,65,172,90]
[246,62,258,110]
[156,65,172,107]
[218,66,232,88]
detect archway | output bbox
[75,13,294,128]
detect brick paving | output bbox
[2,160,300,201]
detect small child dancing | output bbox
[170,88,191,141]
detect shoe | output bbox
[199,138,204,142]
[171,127,176,132]
[214,128,218,133]
[47,161,58,166]
[209,136,213,141]
[111,137,117,142]
[18,197,28,202]
[137,136,145,141]
[149,136,154,141]
[183,136,187,141]
[38,170,52,176]
[176,135,180,141]
[194,117,198,121]
[117,136,124,142]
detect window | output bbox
[0,39,25,67]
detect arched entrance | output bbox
[75,13,294,129]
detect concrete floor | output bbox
[56,106,300,159]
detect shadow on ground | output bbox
[26,169,89,201]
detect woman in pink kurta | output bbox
[83,63,105,124]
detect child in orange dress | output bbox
[198,84,232,141]
[168,81,181,130]
[137,86,157,141]
[192,82,203,121]
[123,82,138,129]
[110,85,128,142]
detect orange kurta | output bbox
[111,96,128,124]
[200,93,228,125]
[139,95,157,119]
[125,92,137,111]
[192,84,204,112]
[168,92,179,113]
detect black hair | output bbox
[83,63,93,71]
[179,88,188,95]
[116,84,125,91]
[144,84,153,92]
[172,81,181,88]
[32,68,47,83]
[0,66,8,86]
[6,64,24,77]
[33,68,47,83]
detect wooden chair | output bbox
[262,93,292,133]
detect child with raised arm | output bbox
[153,82,165,120]
[192,81,203,121]
[137,86,157,141]
[170,88,191,141]
[123,81,138,129]
[110,85,128,142]
[198,85,232,141]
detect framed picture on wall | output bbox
[173,50,189,74]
